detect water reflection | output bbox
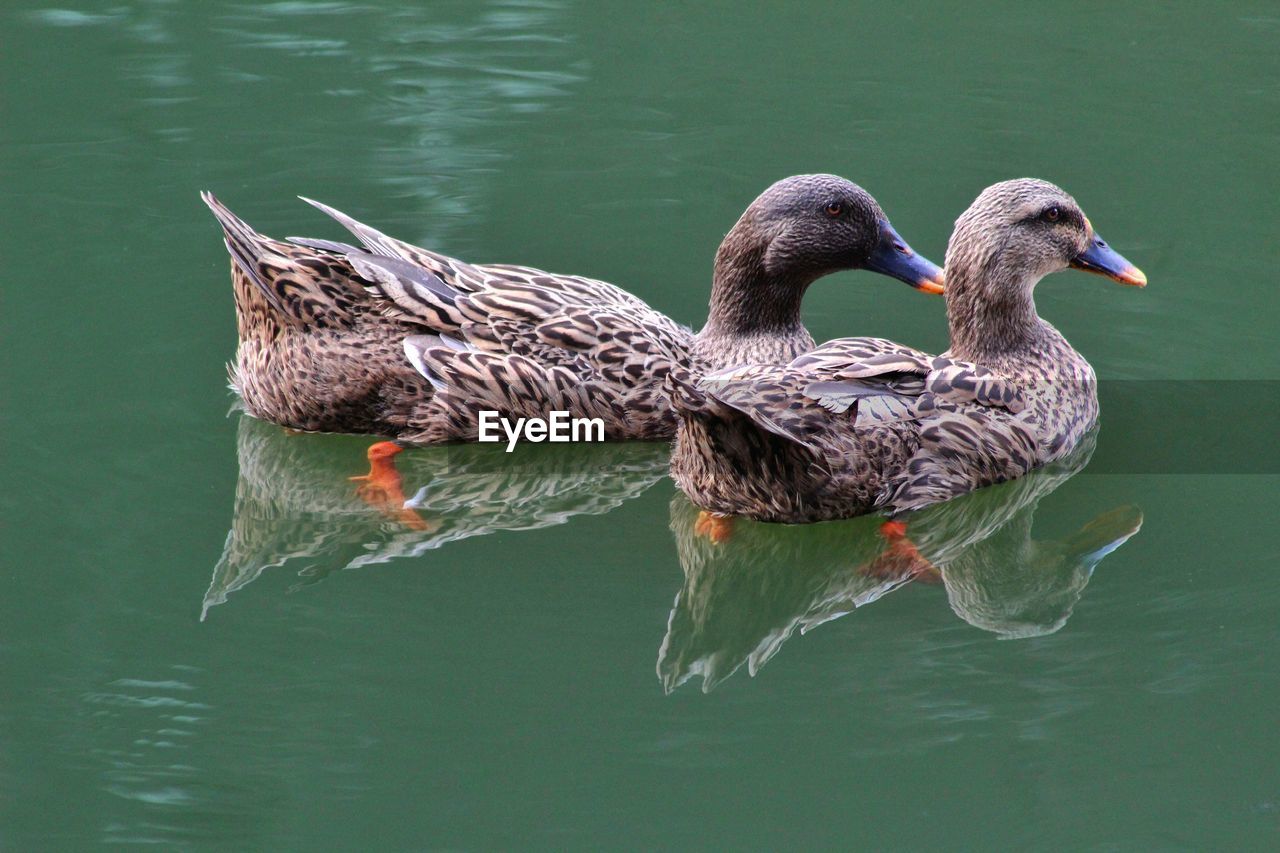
[660,432,1142,693]
[365,0,584,236]
[204,416,667,617]
[23,0,585,238]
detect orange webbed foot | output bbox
[694,511,735,544]
[350,441,435,532]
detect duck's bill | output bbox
[866,220,945,294]
[1071,232,1147,287]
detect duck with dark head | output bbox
[692,174,943,369]
[202,174,942,446]
[395,173,942,445]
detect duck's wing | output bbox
[793,341,1026,415]
[297,197,691,363]
[787,344,1036,513]
[671,365,833,450]
[790,336,935,381]
[203,192,368,328]
[296,199,694,437]
[400,335,635,440]
[671,338,935,451]
[789,337,936,427]
[677,338,1030,452]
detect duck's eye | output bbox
[824,202,843,218]
[1043,206,1061,223]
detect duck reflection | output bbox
[204,416,668,618]
[660,431,1142,692]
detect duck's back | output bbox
[878,325,1098,513]
[206,193,699,440]
[668,338,931,522]
[670,329,1099,522]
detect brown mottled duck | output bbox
[669,178,1146,527]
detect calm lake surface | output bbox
[4,1,1278,848]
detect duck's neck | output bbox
[944,262,1047,362]
[694,237,815,367]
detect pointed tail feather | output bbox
[343,250,465,329]
[201,191,293,317]
[204,192,367,327]
[286,235,363,255]
[296,197,470,328]
[298,195,405,259]
[346,251,456,304]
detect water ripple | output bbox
[25,8,126,28]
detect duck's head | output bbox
[946,178,1146,293]
[722,174,945,294]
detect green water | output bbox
[4,1,1278,848]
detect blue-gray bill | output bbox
[865,219,946,294]
[1071,231,1147,287]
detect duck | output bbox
[668,178,1147,526]
[201,175,943,447]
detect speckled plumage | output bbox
[204,192,435,435]
[670,179,1143,523]
[203,175,938,441]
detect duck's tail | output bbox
[201,191,363,327]
[297,196,408,260]
[201,191,291,317]
[294,196,478,331]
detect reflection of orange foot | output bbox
[880,520,908,539]
[861,519,942,583]
[694,511,735,544]
[350,441,434,532]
